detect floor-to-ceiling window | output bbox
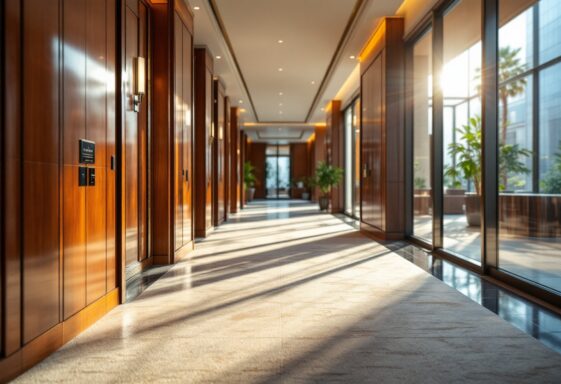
[412,29,433,242]
[407,0,561,305]
[441,0,482,263]
[498,0,561,292]
[344,98,360,218]
[266,144,291,199]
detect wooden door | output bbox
[124,0,148,271]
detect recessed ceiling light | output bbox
[279,111,283,114]
[216,55,221,59]
[278,68,283,72]
[350,55,356,60]
[193,6,200,10]
[311,81,316,85]
[279,103,283,106]
[239,99,243,104]
[321,108,325,111]
[278,39,284,44]
[279,92,283,96]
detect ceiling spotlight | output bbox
[311,81,316,85]
[278,68,283,72]
[279,103,283,106]
[278,39,284,44]
[321,108,325,111]
[350,55,356,60]
[216,55,221,59]
[193,6,200,10]
[279,92,283,96]
[239,99,243,104]
[279,111,283,114]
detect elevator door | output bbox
[266,145,291,199]
[124,1,149,274]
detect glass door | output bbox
[266,144,291,199]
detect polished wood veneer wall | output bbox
[246,143,267,199]
[326,101,343,212]
[290,143,312,199]
[213,80,226,225]
[360,17,405,240]
[229,107,240,213]
[151,0,194,263]
[194,48,214,238]
[1,0,118,379]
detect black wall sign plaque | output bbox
[79,139,95,164]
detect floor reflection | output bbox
[394,244,561,354]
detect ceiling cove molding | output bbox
[207,0,260,121]
[256,131,305,140]
[304,0,368,122]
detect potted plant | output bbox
[244,161,256,202]
[446,116,531,226]
[311,162,343,211]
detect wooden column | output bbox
[240,131,247,208]
[246,142,267,199]
[326,100,343,213]
[312,125,326,202]
[213,79,226,226]
[229,107,240,213]
[359,17,405,240]
[194,47,214,237]
[224,97,231,219]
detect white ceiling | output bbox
[186,0,404,142]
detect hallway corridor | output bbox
[14,201,561,383]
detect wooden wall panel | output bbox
[240,132,246,208]
[194,48,214,237]
[359,17,404,240]
[22,0,61,343]
[63,166,86,319]
[247,143,267,199]
[290,143,310,199]
[106,0,117,291]
[86,168,107,304]
[213,80,226,225]
[3,0,22,355]
[224,97,230,219]
[312,125,326,202]
[229,107,239,213]
[326,101,343,212]
[150,3,172,261]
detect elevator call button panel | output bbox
[79,139,95,164]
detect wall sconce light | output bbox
[219,126,224,140]
[133,57,146,112]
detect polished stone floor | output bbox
[15,201,561,383]
[414,214,561,291]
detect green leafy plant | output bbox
[446,116,531,194]
[244,161,256,189]
[312,162,343,197]
[445,116,483,195]
[541,143,561,194]
[413,161,427,189]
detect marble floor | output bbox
[15,200,561,383]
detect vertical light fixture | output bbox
[133,56,146,112]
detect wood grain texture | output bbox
[223,97,230,219]
[230,107,239,213]
[3,0,23,355]
[326,101,343,213]
[22,0,61,343]
[312,125,326,202]
[290,143,310,199]
[247,143,267,199]
[359,17,404,240]
[213,80,226,225]
[194,48,214,237]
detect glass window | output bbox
[442,0,482,263]
[412,30,433,242]
[498,0,561,293]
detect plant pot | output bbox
[302,192,310,200]
[445,188,466,196]
[296,181,304,188]
[465,193,480,227]
[319,196,329,211]
[246,188,255,202]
